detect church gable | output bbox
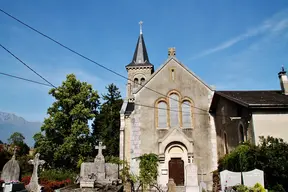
[135,56,213,97]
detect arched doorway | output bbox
[166,144,186,186]
[169,158,184,186]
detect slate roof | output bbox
[124,102,134,115]
[211,90,288,110]
[126,34,154,71]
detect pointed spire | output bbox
[126,21,154,72]
[130,21,151,65]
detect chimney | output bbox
[278,66,288,95]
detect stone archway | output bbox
[166,143,187,186]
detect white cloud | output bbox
[191,9,288,59]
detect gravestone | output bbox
[167,178,176,192]
[26,153,45,192]
[220,170,241,191]
[199,181,207,192]
[79,162,97,188]
[185,163,199,192]
[1,148,20,183]
[198,168,207,192]
[105,163,118,181]
[242,169,264,188]
[94,142,106,181]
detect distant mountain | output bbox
[0,112,42,147]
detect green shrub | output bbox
[39,169,76,181]
[252,183,266,192]
[269,184,286,192]
[233,184,249,192]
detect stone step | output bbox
[175,186,186,192]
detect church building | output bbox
[119,22,218,190]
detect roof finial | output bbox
[139,21,143,34]
[282,65,285,72]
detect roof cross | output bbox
[139,21,143,34]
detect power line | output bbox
[0,8,209,114]
[1,71,239,119]
[0,43,57,88]
[0,72,53,87]
[0,71,237,118]
[0,71,211,116]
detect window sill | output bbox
[157,127,169,130]
[182,127,193,130]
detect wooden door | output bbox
[169,158,184,186]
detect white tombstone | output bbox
[220,170,241,191]
[185,163,199,192]
[242,169,264,188]
[199,181,207,192]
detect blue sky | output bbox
[1,0,288,122]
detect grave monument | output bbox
[26,153,45,192]
[185,163,199,192]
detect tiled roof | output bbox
[124,102,134,115]
[215,90,288,108]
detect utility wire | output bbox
[0,42,203,116]
[0,71,237,119]
[0,71,215,116]
[0,43,57,88]
[0,72,53,87]
[0,8,209,113]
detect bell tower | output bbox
[125,21,154,99]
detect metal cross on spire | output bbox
[139,21,143,34]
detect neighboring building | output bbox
[119,23,217,190]
[210,67,288,158]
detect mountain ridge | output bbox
[0,112,42,147]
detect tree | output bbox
[0,140,3,144]
[92,83,122,157]
[7,132,30,156]
[34,74,100,169]
[218,136,288,191]
[8,132,25,144]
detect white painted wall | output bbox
[252,112,288,144]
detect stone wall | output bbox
[133,58,216,188]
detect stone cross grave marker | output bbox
[94,142,106,162]
[220,170,241,191]
[26,153,45,192]
[198,167,207,191]
[242,169,264,188]
[94,142,106,181]
[1,146,20,183]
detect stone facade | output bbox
[120,31,217,190]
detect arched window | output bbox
[134,78,139,88]
[239,124,245,143]
[140,78,145,85]
[181,101,192,128]
[169,93,180,128]
[157,101,168,128]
